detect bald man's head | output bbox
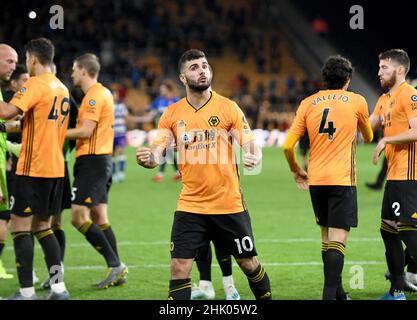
[0,44,18,82]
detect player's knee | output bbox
[171,258,193,278]
[71,205,90,228]
[71,213,89,228]
[91,210,109,225]
[71,216,85,229]
[236,256,259,274]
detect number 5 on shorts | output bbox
[71,187,77,201]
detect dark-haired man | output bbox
[283,55,373,300]
[66,53,127,289]
[371,49,417,300]
[0,38,69,300]
[137,49,272,300]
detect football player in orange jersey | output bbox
[66,54,127,289]
[371,49,417,300]
[137,49,271,300]
[283,55,373,299]
[0,38,69,300]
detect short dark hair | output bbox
[10,64,27,82]
[321,55,354,89]
[379,49,410,74]
[25,38,55,66]
[74,53,100,78]
[178,49,206,73]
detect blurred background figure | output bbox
[148,80,180,182]
[112,89,129,182]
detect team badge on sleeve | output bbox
[411,95,417,102]
[89,99,96,106]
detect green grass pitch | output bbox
[1,144,415,300]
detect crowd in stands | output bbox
[1,0,316,132]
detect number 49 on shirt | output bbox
[48,96,70,127]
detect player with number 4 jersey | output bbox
[283,55,373,300]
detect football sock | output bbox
[78,220,120,267]
[322,242,348,299]
[168,278,192,300]
[215,248,232,277]
[196,246,212,281]
[34,229,64,284]
[380,221,404,293]
[100,223,119,259]
[12,231,33,288]
[245,264,272,300]
[399,225,417,276]
[52,225,66,262]
[323,241,345,300]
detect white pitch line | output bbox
[8,260,383,273]
[4,237,383,251]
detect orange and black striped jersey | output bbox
[289,89,371,186]
[372,82,417,180]
[10,73,69,178]
[75,83,114,158]
[153,91,254,214]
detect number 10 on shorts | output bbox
[234,236,254,254]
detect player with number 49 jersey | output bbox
[287,88,372,186]
[11,72,69,178]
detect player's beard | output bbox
[381,71,396,89]
[186,76,212,92]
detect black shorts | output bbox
[61,161,71,211]
[382,180,417,223]
[0,211,10,221]
[72,155,112,207]
[309,186,358,229]
[170,211,258,260]
[11,175,64,219]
